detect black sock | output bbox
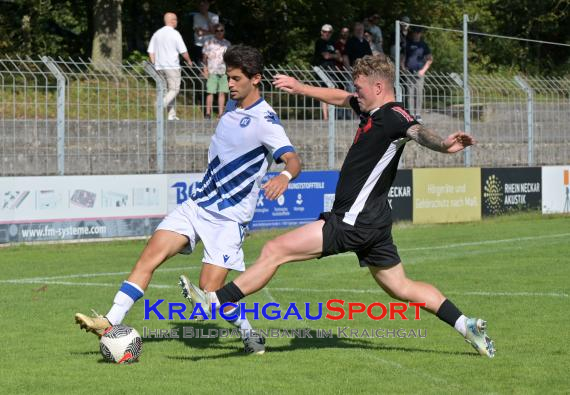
[215,281,246,305]
[436,299,463,327]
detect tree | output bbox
[91,0,123,67]
[0,0,89,58]
[1,0,568,74]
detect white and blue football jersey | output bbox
[190,98,295,223]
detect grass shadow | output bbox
[148,323,475,361]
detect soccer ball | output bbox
[99,325,142,364]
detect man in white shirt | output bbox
[192,0,219,65]
[147,12,192,121]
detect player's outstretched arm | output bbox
[262,151,301,200]
[273,74,352,107]
[406,124,476,153]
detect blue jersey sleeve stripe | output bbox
[273,145,295,163]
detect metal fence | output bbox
[1,56,568,176]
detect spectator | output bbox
[202,23,231,119]
[404,26,433,121]
[192,0,219,65]
[364,30,381,56]
[314,23,341,121]
[334,26,353,119]
[364,14,383,54]
[343,22,372,68]
[147,12,192,121]
[334,26,350,69]
[314,24,340,68]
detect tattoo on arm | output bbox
[406,124,444,152]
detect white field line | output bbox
[3,231,567,282]
[0,279,567,298]
[263,288,278,304]
[1,232,568,298]
[267,287,569,298]
[399,232,570,252]
[0,279,173,289]
[323,232,570,259]
[0,266,199,283]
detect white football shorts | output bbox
[156,199,247,271]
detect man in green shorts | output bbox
[203,23,231,119]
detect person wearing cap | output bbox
[404,25,432,121]
[314,24,340,68]
[314,23,341,121]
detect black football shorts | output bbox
[319,212,401,267]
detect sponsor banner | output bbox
[0,175,168,243]
[388,169,413,222]
[481,168,541,216]
[251,171,339,229]
[413,168,481,224]
[0,218,163,244]
[0,175,166,223]
[166,173,205,213]
[542,166,570,214]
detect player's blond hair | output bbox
[352,54,395,86]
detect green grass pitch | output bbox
[0,213,568,394]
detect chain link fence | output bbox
[1,56,568,176]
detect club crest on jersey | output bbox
[240,116,252,128]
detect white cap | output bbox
[321,24,333,32]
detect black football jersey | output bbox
[331,96,418,227]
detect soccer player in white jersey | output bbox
[75,45,301,355]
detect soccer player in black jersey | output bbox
[182,55,495,358]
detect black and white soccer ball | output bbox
[99,325,142,364]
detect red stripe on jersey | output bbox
[354,117,373,144]
[392,106,414,122]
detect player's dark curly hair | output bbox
[223,45,264,79]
